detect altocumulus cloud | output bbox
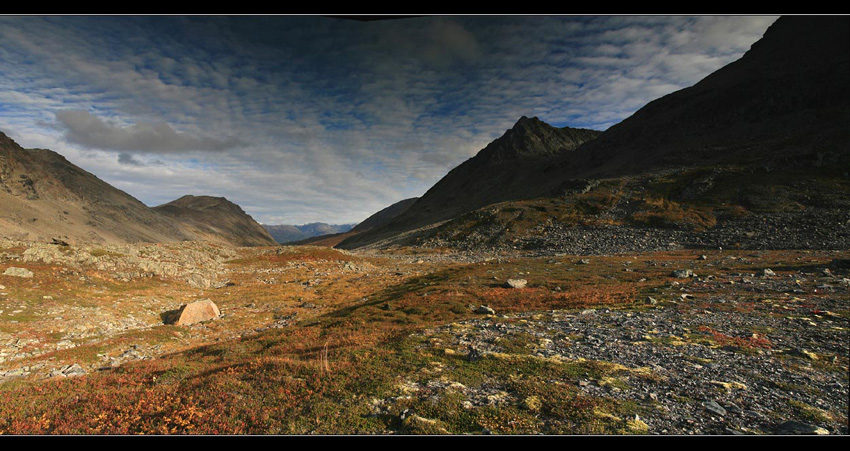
[0,15,779,224]
[54,110,244,153]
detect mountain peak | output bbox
[477,116,600,162]
[513,115,537,126]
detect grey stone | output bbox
[62,364,86,377]
[187,273,213,289]
[777,421,830,435]
[702,400,726,416]
[504,278,527,289]
[671,269,694,278]
[3,267,33,278]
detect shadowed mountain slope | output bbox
[542,15,850,182]
[337,119,601,249]
[1,132,276,247]
[339,16,850,251]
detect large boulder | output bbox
[171,299,221,326]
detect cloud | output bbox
[54,110,243,153]
[117,152,144,166]
[0,16,779,224]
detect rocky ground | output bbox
[416,210,850,257]
[362,254,849,435]
[0,237,847,435]
[0,240,420,385]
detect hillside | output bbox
[154,195,277,247]
[0,132,276,247]
[339,16,850,252]
[0,132,189,245]
[337,119,601,249]
[542,15,850,181]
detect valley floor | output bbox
[0,239,847,435]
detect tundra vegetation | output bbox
[0,241,846,434]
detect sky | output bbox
[0,15,779,225]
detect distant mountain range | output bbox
[262,223,357,244]
[338,16,850,251]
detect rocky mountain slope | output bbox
[0,132,189,245]
[0,132,275,247]
[339,16,850,253]
[153,195,277,247]
[338,119,601,249]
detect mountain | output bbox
[0,131,189,245]
[0,132,276,247]
[263,222,357,244]
[349,197,419,235]
[339,16,850,252]
[337,119,601,249]
[297,222,357,237]
[541,15,850,182]
[153,195,277,247]
[263,224,307,244]
[276,198,419,247]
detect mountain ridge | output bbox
[337,119,602,249]
[153,195,277,247]
[0,132,275,247]
[338,15,850,252]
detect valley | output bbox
[0,15,847,435]
[0,239,847,434]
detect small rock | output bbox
[698,255,708,260]
[504,279,527,289]
[522,396,542,412]
[671,269,694,278]
[760,268,775,277]
[3,267,33,278]
[577,259,591,265]
[187,273,213,289]
[778,421,830,435]
[475,305,496,315]
[62,364,87,377]
[702,400,726,416]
